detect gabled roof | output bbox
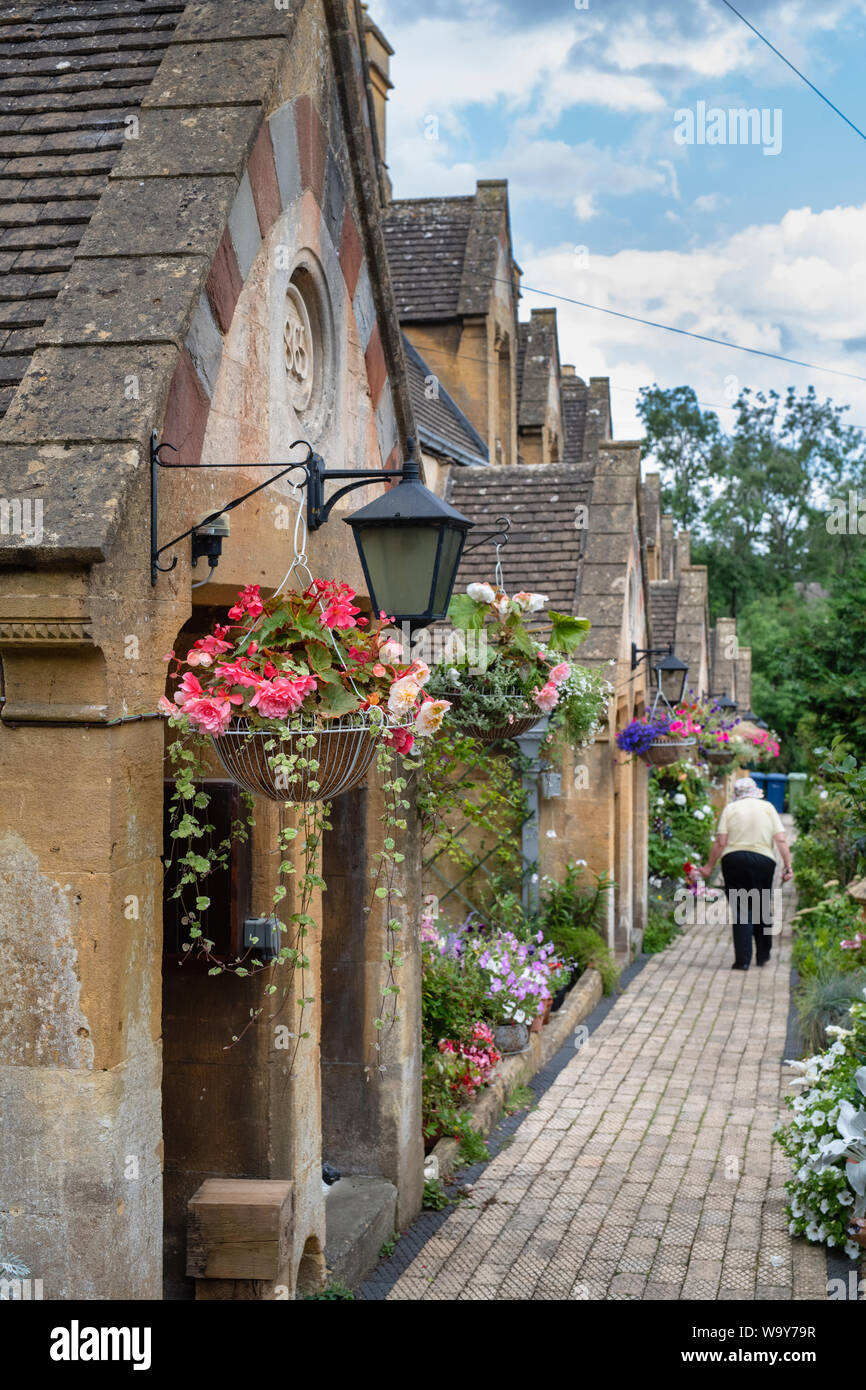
[382,180,512,322]
[382,196,473,320]
[0,0,184,419]
[446,463,590,614]
[402,334,488,468]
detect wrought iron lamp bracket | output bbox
[150,432,412,586]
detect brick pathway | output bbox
[386,869,827,1301]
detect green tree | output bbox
[636,383,721,529]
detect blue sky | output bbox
[370,0,866,438]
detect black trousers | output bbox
[721,850,777,967]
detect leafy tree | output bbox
[636,383,721,529]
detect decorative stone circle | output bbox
[283,282,314,413]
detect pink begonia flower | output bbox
[186,648,214,667]
[548,662,570,685]
[319,591,360,629]
[213,660,259,688]
[414,699,451,737]
[841,933,865,951]
[405,658,431,687]
[388,675,421,716]
[158,695,176,716]
[533,682,559,713]
[372,662,387,677]
[379,638,403,662]
[174,671,204,707]
[227,584,264,622]
[388,724,415,755]
[183,693,242,734]
[249,674,317,719]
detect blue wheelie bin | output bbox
[749,771,767,798]
[764,773,787,814]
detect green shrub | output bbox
[422,1179,450,1211]
[643,900,682,955]
[796,967,866,1054]
[648,764,716,880]
[791,891,865,981]
[535,863,619,993]
[456,1122,490,1167]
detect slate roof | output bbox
[561,374,588,466]
[403,333,488,468]
[649,579,679,651]
[517,314,557,430]
[0,0,183,418]
[382,196,474,320]
[446,463,590,614]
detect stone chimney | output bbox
[660,515,675,580]
[562,364,576,377]
[674,529,691,579]
[362,6,394,200]
[735,646,752,712]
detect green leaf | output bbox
[547,612,591,655]
[447,593,486,633]
[317,681,358,717]
[304,640,334,674]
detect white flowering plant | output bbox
[648,762,716,882]
[427,582,600,736]
[775,992,866,1259]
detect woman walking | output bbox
[699,776,793,970]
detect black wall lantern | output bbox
[631,642,689,706]
[151,433,476,630]
[711,691,737,714]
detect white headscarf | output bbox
[733,776,763,800]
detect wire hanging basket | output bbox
[445,691,542,744]
[210,711,411,802]
[642,736,695,767]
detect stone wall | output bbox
[0,0,421,1300]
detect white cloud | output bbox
[519,203,866,436]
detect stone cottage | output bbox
[0,0,427,1301]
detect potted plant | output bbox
[161,579,450,801]
[426,582,593,744]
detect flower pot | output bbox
[445,692,541,743]
[211,712,408,802]
[529,1013,544,1034]
[642,737,695,767]
[542,997,552,1025]
[493,1022,531,1054]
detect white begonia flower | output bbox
[693,810,704,820]
[674,793,687,806]
[467,582,495,604]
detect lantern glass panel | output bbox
[432,525,464,612]
[659,663,687,705]
[357,524,438,618]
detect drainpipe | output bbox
[515,716,550,914]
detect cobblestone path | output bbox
[387,871,828,1301]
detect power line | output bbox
[510,276,866,386]
[719,0,866,144]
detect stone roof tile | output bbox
[0,0,183,419]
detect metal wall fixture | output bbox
[150,433,497,628]
[631,642,689,707]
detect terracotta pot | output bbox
[542,997,552,1025]
[211,713,410,802]
[493,1022,530,1054]
[530,1013,543,1034]
[642,737,695,767]
[446,692,541,744]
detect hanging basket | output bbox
[210,712,409,802]
[704,747,735,767]
[446,692,542,743]
[642,737,695,767]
